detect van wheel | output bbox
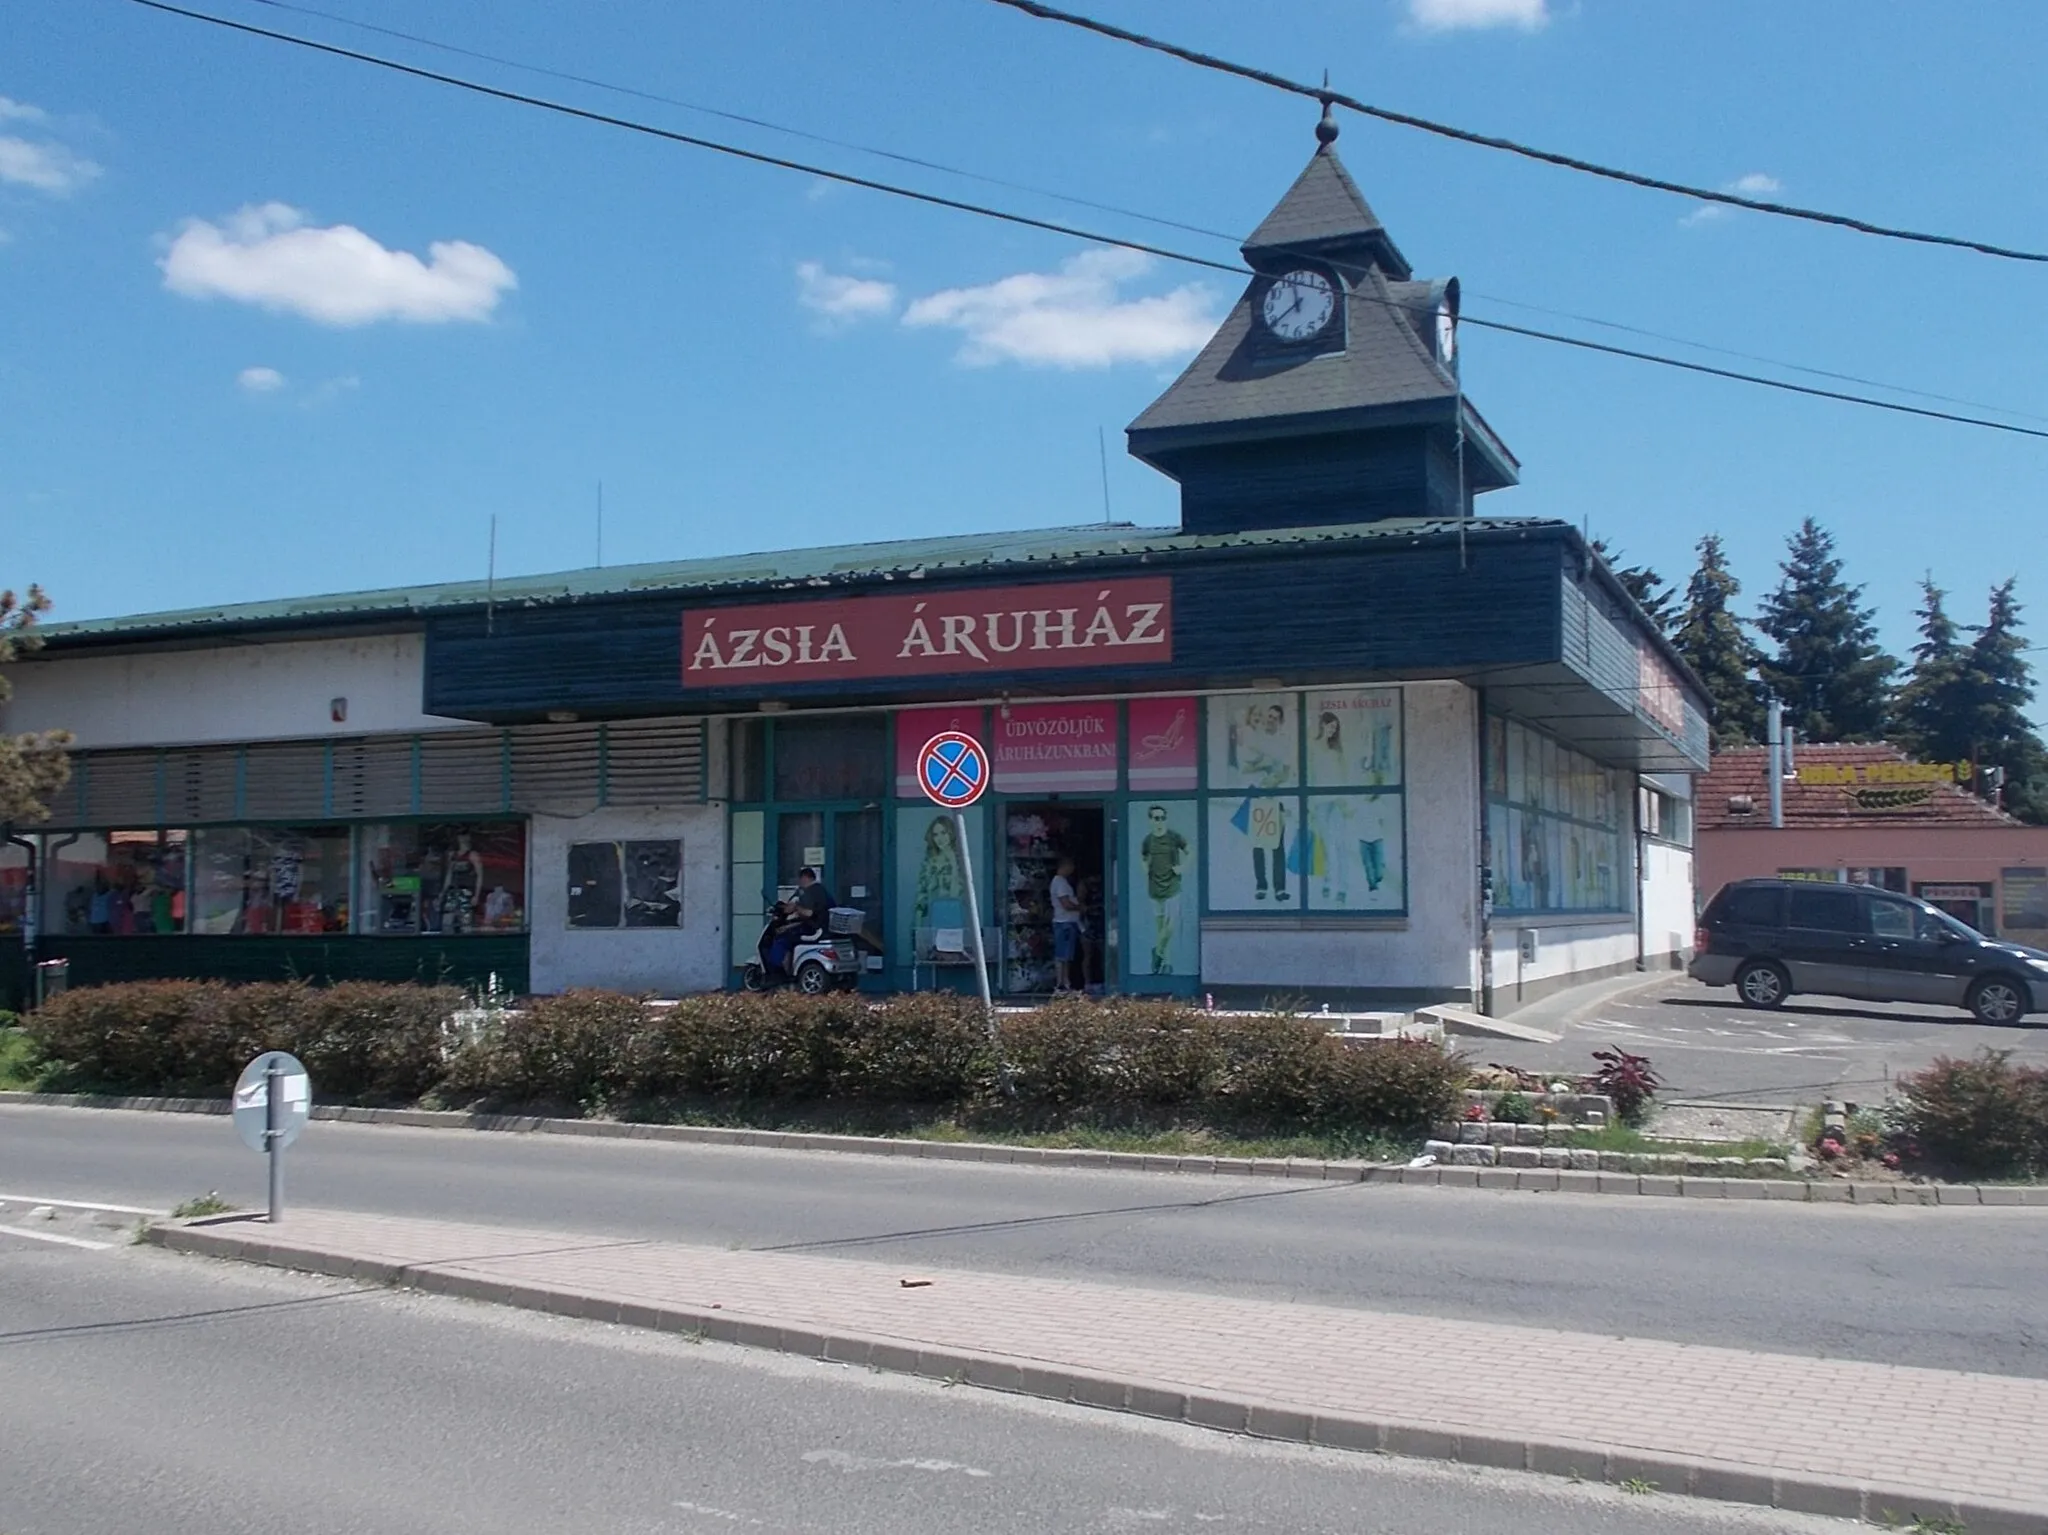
[1735,960,1790,1009]
[1967,975,2028,1026]
[795,960,833,997]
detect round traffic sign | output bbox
[232,1051,313,1153]
[917,731,989,808]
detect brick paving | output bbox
[165,1208,2048,1521]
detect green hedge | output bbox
[22,981,1468,1138]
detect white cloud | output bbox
[795,261,897,323]
[0,97,48,124]
[902,248,1219,369]
[237,365,286,393]
[1681,172,1785,226]
[0,135,101,194]
[1406,0,1549,33]
[160,203,516,326]
[304,373,361,407]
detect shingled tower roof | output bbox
[1126,122,1517,512]
[1242,145,1411,277]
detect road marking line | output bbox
[0,1224,116,1251]
[0,1193,160,1216]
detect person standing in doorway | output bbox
[1048,855,1082,993]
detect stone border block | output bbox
[1772,1474,1866,1519]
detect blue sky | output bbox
[5,0,2046,659]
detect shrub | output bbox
[832,991,991,1104]
[445,989,651,1110]
[998,995,1223,1112]
[1490,1090,1534,1124]
[1892,1052,2048,1180]
[1321,1037,1469,1135]
[26,979,462,1099]
[1586,1048,1662,1126]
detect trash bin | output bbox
[34,958,68,1007]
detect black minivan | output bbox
[1690,878,2048,1024]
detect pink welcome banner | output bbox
[992,702,1119,793]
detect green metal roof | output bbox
[41,516,1574,647]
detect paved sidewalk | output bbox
[157,1209,2046,1528]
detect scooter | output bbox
[740,904,874,995]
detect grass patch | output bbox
[1568,1122,1788,1160]
[591,1095,1421,1162]
[171,1192,236,1219]
[0,1026,48,1092]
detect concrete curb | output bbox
[147,1219,2047,1531]
[10,1091,2047,1207]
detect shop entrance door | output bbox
[769,808,884,963]
[1000,802,1107,995]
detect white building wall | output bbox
[526,802,728,995]
[1640,839,1696,966]
[1200,681,1480,1000]
[1487,918,1638,1003]
[3,633,461,749]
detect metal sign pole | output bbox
[265,1057,284,1224]
[952,810,996,1031]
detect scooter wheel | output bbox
[796,960,832,996]
[741,964,768,994]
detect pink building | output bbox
[1696,744,2048,944]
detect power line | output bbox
[240,0,2048,425]
[239,0,1242,249]
[985,0,2048,266]
[113,0,2048,443]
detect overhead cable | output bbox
[985,0,2048,266]
[113,0,2048,442]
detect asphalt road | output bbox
[0,1240,1855,1535]
[5,1104,2045,1379]
[1493,976,2048,1103]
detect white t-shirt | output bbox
[1049,874,1082,926]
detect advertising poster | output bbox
[1208,794,1298,909]
[991,701,1118,793]
[1304,794,1404,912]
[1304,688,1402,787]
[1127,799,1198,976]
[1127,696,1198,791]
[1207,692,1298,792]
[896,804,986,961]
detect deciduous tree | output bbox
[0,586,71,826]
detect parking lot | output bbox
[1487,975,2048,1107]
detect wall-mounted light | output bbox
[759,700,789,714]
[1250,677,1284,691]
[545,710,578,724]
[330,697,348,723]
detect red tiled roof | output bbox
[1698,744,2013,830]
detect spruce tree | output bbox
[1756,519,1896,741]
[1591,537,1679,636]
[1962,578,2048,824]
[1670,534,1765,748]
[1891,578,1973,763]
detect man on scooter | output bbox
[764,865,836,978]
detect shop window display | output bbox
[1001,803,1103,993]
[47,831,187,936]
[358,821,526,935]
[1485,718,1628,915]
[192,826,351,935]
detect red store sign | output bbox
[682,578,1172,685]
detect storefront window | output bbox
[896,804,987,963]
[2001,868,2048,938]
[1208,693,1299,791]
[192,826,352,935]
[729,811,765,967]
[1486,718,1627,915]
[773,714,887,801]
[729,718,766,803]
[0,842,27,936]
[357,821,526,934]
[44,831,187,936]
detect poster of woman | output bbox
[896,806,984,960]
[1305,689,1402,788]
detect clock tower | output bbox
[1127,107,1517,535]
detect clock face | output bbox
[1260,268,1336,343]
